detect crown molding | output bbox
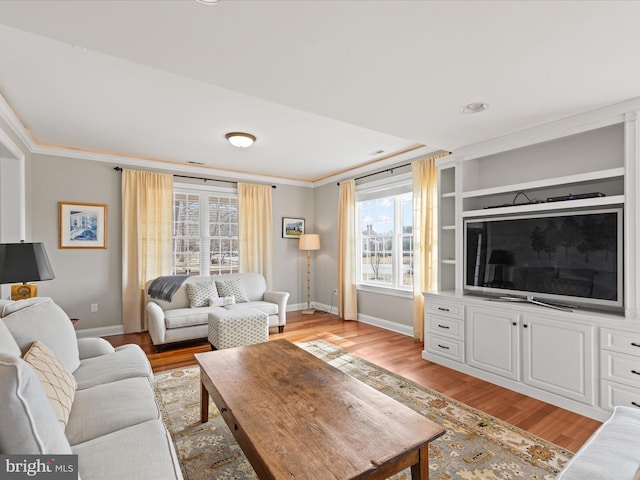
[0,93,36,152]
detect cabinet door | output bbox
[522,314,595,405]
[466,306,520,381]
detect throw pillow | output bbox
[23,341,77,428]
[215,279,249,303]
[209,295,235,307]
[186,281,218,308]
[0,354,73,454]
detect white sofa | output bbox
[0,297,182,480]
[146,272,289,348]
[556,405,640,479]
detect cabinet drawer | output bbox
[600,328,640,357]
[427,315,464,340]
[600,350,640,388]
[600,379,640,412]
[426,335,464,362]
[425,299,464,320]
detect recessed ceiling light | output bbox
[462,102,489,114]
[225,132,256,148]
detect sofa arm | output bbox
[77,337,115,359]
[147,301,167,346]
[263,291,290,326]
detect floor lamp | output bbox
[299,233,320,315]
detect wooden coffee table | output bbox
[194,339,445,480]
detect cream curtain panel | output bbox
[121,169,174,333]
[238,183,273,288]
[338,179,358,320]
[412,152,450,341]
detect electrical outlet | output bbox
[91,303,98,313]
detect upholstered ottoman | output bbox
[208,308,269,350]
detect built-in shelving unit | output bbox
[427,104,640,421]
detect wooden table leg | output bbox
[410,445,429,480]
[200,380,209,423]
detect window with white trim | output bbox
[356,174,413,291]
[172,186,239,275]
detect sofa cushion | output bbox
[72,419,183,480]
[0,354,73,454]
[2,297,51,317]
[0,318,21,357]
[23,341,77,428]
[186,281,218,308]
[73,344,152,390]
[164,307,211,329]
[227,300,278,316]
[3,297,80,373]
[216,278,249,303]
[66,377,159,446]
[556,405,640,480]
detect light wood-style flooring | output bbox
[104,309,601,453]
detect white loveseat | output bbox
[0,297,182,480]
[146,272,289,348]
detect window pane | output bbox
[402,235,413,287]
[173,191,238,275]
[359,197,395,286]
[357,189,413,290]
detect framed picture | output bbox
[282,217,305,239]
[59,202,107,249]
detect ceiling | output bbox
[0,0,640,185]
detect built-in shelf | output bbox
[442,192,456,198]
[441,225,456,230]
[462,167,625,199]
[441,259,456,265]
[463,194,624,218]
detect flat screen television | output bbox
[464,208,623,311]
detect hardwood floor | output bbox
[104,309,601,453]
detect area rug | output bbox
[153,340,572,480]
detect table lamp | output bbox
[299,234,320,314]
[0,241,55,300]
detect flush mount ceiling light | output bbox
[225,132,256,148]
[195,0,220,5]
[462,102,489,114]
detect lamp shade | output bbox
[0,242,55,283]
[299,234,321,251]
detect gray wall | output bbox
[30,155,122,329]
[27,153,316,330]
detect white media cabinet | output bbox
[423,101,640,421]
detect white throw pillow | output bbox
[209,295,235,307]
[23,341,77,428]
[0,353,73,454]
[215,279,249,303]
[186,282,218,308]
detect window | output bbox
[173,186,238,275]
[356,175,413,291]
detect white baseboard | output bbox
[75,325,124,338]
[312,302,413,337]
[357,312,413,337]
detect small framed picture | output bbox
[282,217,305,239]
[59,202,107,249]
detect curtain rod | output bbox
[336,162,411,186]
[113,167,276,188]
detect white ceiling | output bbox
[1,0,640,185]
